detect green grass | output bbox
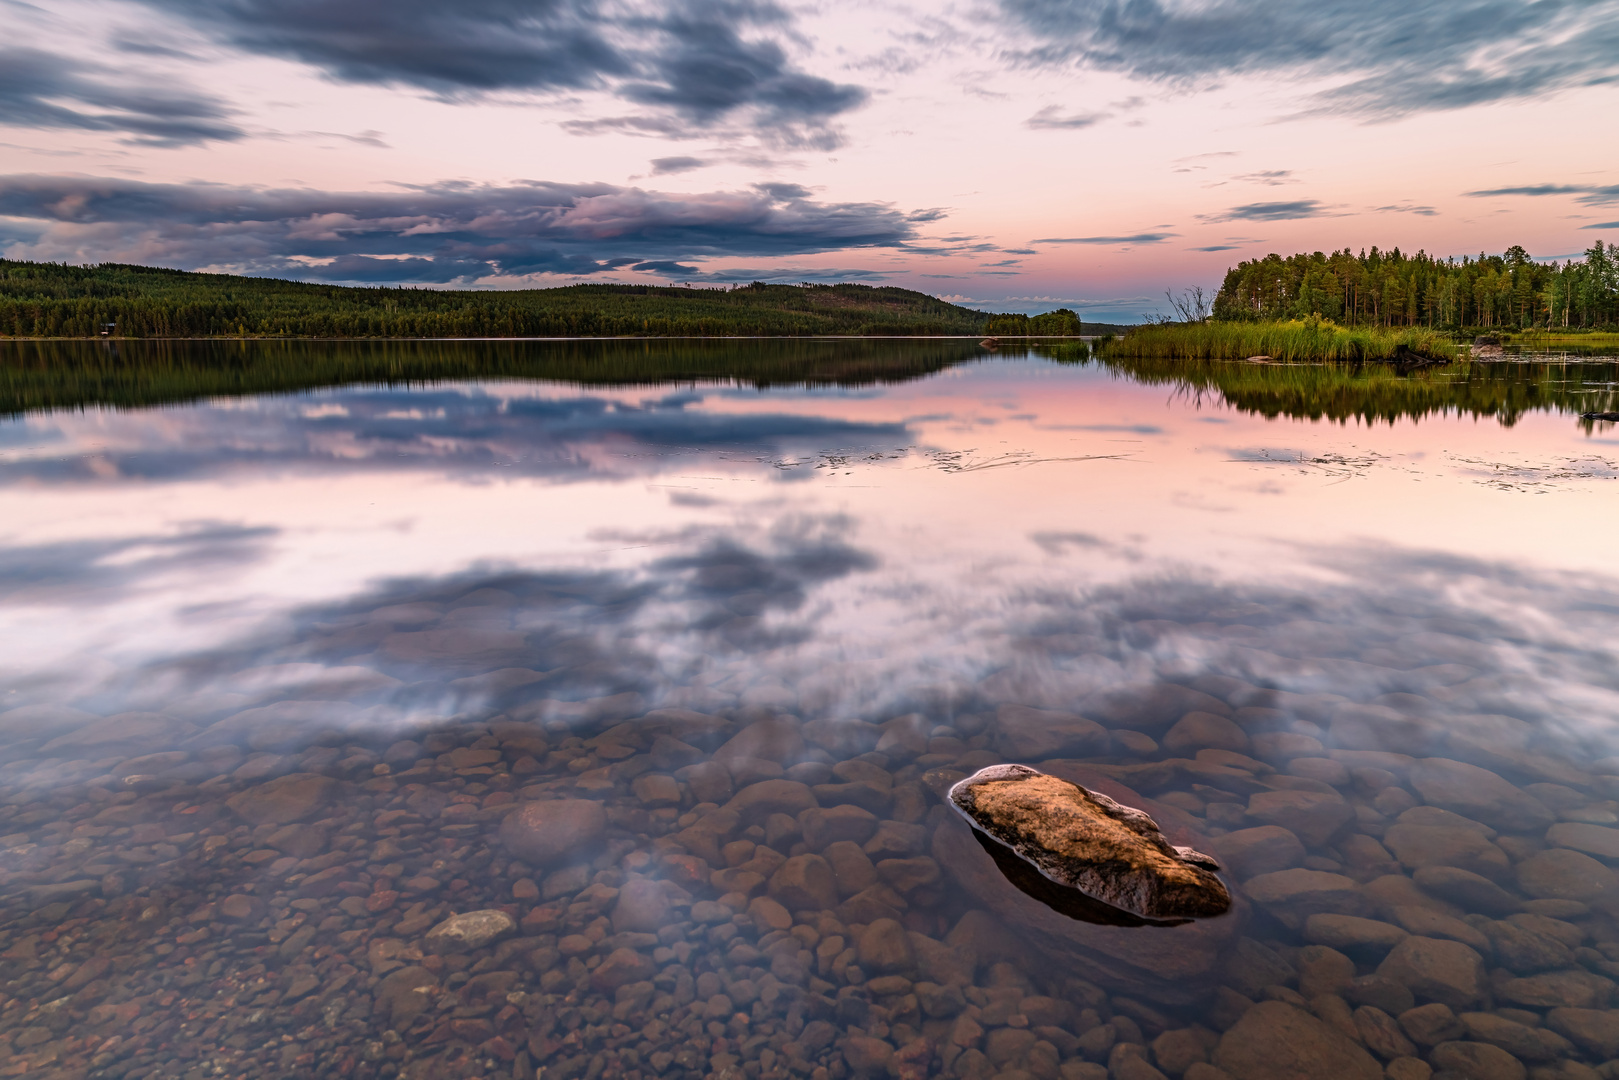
[0,260,995,339]
[1103,319,1458,362]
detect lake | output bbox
[3,339,1619,1080]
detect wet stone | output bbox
[1383,823,1510,878]
[948,764,1230,920]
[993,704,1109,760]
[1244,790,1353,848]
[1243,869,1365,927]
[423,908,516,953]
[1547,1007,1619,1059]
[1303,913,1407,951]
[1459,1011,1563,1062]
[1377,936,1487,1009]
[1210,826,1305,880]
[1428,1040,1527,1080]
[497,798,607,865]
[1517,847,1619,902]
[1406,758,1556,833]
[1413,866,1522,915]
[1212,1000,1381,1080]
[224,771,340,824]
[1398,1002,1466,1047]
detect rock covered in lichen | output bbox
[948,763,1231,921]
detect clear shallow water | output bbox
[4,342,1619,1080]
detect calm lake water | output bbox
[4,340,1619,1080]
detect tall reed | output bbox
[1103,319,1457,362]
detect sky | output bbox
[1,0,1617,320]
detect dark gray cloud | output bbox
[1467,184,1619,207]
[137,0,865,145]
[1031,233,1176,244]
[998,0,1619,118]
[0,174,922,283]
[1585,221,1619,230]
[651,156,707,174]
[1192,245,1238,251]
[0,46,243,146]
[1200,199,1327,222]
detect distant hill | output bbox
[0,260,1009,338]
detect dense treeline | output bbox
[0,261,1001,338]
[1213,241,1619,329]
[0,338,987,415]
[984,308,1085,336]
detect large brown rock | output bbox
[948,764,1229,920]
[498,799,606,866]
[933,789,1242,1003]
[225,772,339,825]
[1213,1000,1381,1080]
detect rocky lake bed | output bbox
[4,586,1619,1080]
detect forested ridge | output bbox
[0,261,1002,338]
[1213,241,1619,329]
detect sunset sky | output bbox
[2,0,1616,319]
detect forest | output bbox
[0,262,1012,339]
[1211,241,1619,329]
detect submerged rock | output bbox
[947,763,1231,921]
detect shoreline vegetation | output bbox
[1100,319,1457,363]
